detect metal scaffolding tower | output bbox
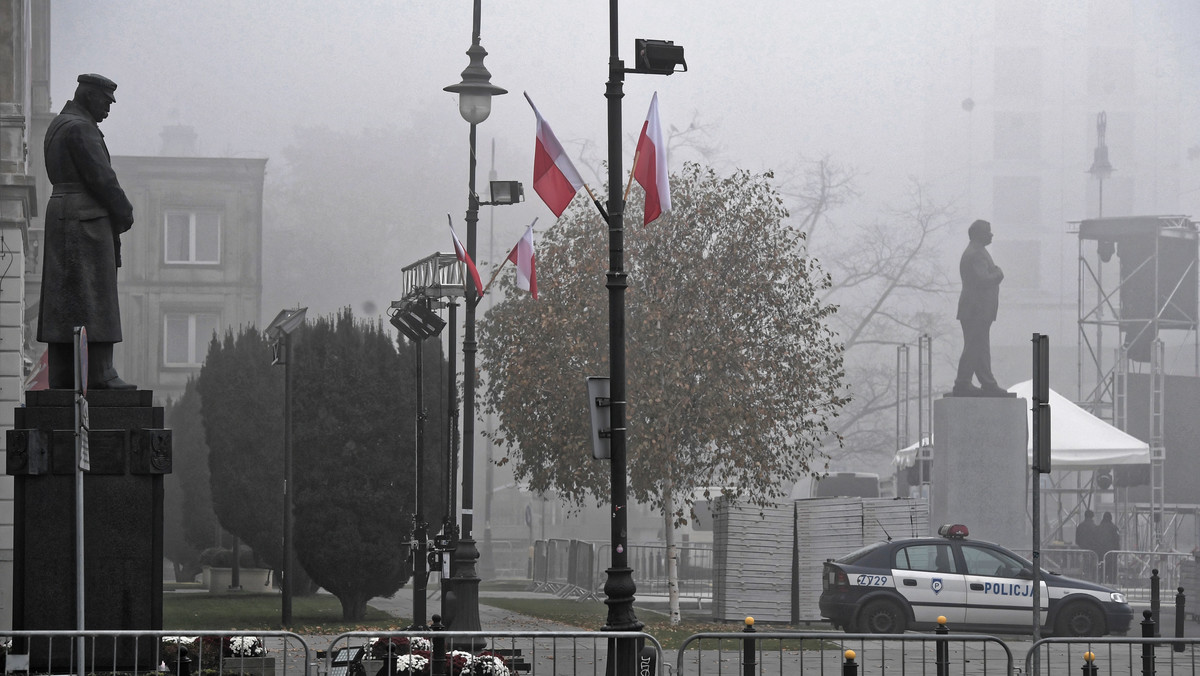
[1074,215,1197,549]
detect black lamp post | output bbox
[442,0,504,634]
[389,296,447,629]
[266,306,307,628]
[602,5,685,675]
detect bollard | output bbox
[1151,568,1161,637]
[935,615,949,676]
[1141,609,1156,676]
[1081,651,1098,676]
[1176,587,1186,653]
[175,644,192,676]
[431,614,447,676]
[842,649,858,676]
[742,616,757,676]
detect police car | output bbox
[819,524,1133,636]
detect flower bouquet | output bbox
[225,636,266,658]
[369,635,432,659]
[395,652,431,675]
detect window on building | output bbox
[164,312,219,366]
[994,0,1043,35]
[994,47,1041,98]
[993,112,1041,161]
[165,210,221,264]
[1087,47,1135,96]
[992,176,1042,226]
[990,239,1041,290]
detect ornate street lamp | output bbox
[441,0,510,635]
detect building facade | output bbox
[108,142,265,404]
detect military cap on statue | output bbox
[77,73,118,102]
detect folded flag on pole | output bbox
[633,92,671,225]
[448,215,484,298]
[525,92,585,217]
[506,222,538,299]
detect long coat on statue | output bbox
[37,99,134,344]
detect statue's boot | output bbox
[88,342,136,390]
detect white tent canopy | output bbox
[894,380,1150,469]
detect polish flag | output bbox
[506,223,538,299]
[25,349,48,391]
[633,92,671,225]
[448,217,484,298]
[525,92,585,217]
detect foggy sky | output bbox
[46,1,1200,322]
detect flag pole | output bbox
[623,149,641,202]
[583,184,609,220]
[481,258,511,296]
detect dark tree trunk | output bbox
[340,593,368,622]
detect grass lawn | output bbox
[164,586,829,652]
[476,595,824,651]
[163,593,398,634]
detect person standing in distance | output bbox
[953,219,1006,397]
[38,74,135,390]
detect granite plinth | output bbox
[932,395,1029,550]
[6,388,171,669]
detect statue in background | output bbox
[953,219,1006,397]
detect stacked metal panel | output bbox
[793,498,867,622]
[712,498,794,622]
[863,498,931,543]
[712,496,930,623]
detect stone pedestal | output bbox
[6,389,171,669]
[932,395,1028,550]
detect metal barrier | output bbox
[626,544,714,601]
[484,539,532,580]
[1025,637,1200,675]
[1015,547,1101,582]
[0,629,312,676]
[676,629,1014,675]
[531,540,549,591]
[1107,550,1192,601]
[326,629,663,676]
[558,539,599,601]
[544,538,572,594]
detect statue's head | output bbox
[73,74,118,124]
[968,219,993,245]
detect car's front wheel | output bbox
[1054,600,1107,637]
[858,598,908,634]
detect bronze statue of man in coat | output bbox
[953,219,1006,397]
[37,73,135,390]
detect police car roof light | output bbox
[938,523,969,539]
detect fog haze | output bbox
[47,1,1200,325]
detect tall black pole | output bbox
[603,0,643,674]
[442,301,459,618]
[282,335,293,627]
[448,1,485,633]
[411,335,428,629]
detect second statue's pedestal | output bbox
[932,395,1028,550]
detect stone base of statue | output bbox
[932,395,1028,550]
[5,389,171,670]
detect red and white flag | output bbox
[633,92,671,225]
[525,92,585,217]
[506,223,538,299]
[448,216,484,298]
